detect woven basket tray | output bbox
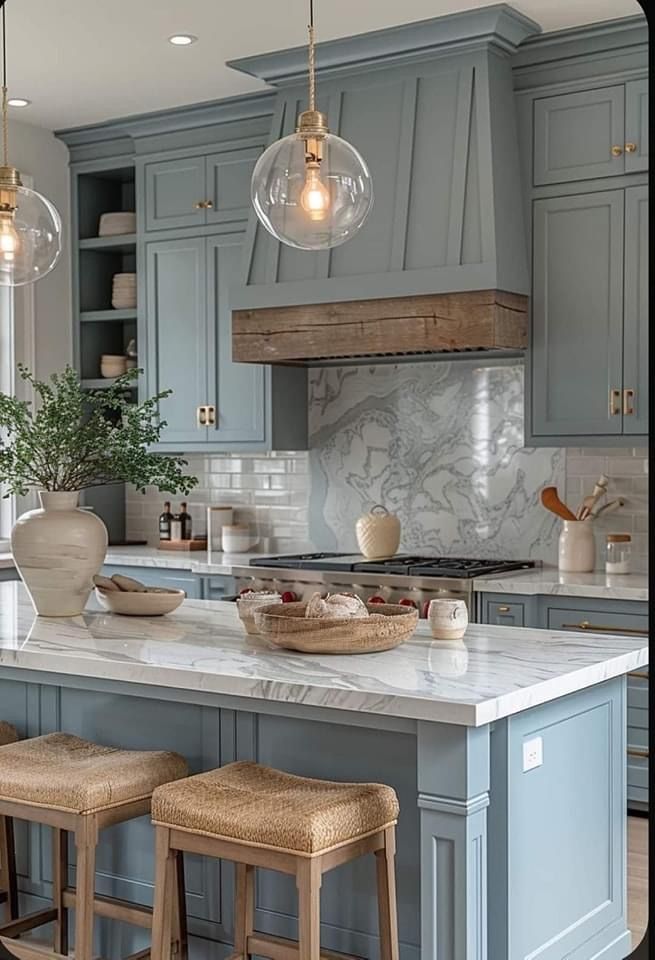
[253,601,418,654]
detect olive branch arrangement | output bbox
[0,365,197,497]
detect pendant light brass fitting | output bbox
[0,164,22,188]
[296,109,329,139]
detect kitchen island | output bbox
[0,583,647,960]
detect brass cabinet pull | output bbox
[561,620,649,636]
[497,605,511,613]
[197,405,208,426]
[207,405,216,426]
[628,671,649,680]
[205,200,214,209]
[627,747,649,759]
[611,145,623,157]
[623,388,635,415]
[609,388,621,416]
[193,200,214,209]
[625,142,637,153]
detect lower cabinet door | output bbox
[480,595,526,627]
[101,565,201,599]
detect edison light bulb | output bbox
[0,212,19,262]
[300,164,330,221]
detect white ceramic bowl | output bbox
[95,587,185,616]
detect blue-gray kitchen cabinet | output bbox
[478,593,536,628]
[533,86,626,185]
[624,78,648,173]
[145,146,261,233]
[145,236,209,447]
[623,184,648,435]
[533,80,648,185]
[530,187,648,443]
[146,232,308,452]
[542,596,649,812]
[531,190,625,439]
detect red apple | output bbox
[368,595,386,604]
[399,598,417,608]
[421,601,431,618]
[281,591,297,603]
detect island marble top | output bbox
[0,583,647,727]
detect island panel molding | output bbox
[232,291,528,364]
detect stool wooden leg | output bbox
[172,851,188,960]
[375,826,399,960]
[74,815,98,960]
[233,863,254,958]
[296,858,321,960]
[152,827,175,960]
[0,815,18,921]
[53,828,69,955]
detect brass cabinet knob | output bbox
[608,388,621,416]
[610,145,623,157]
[625,142,637,153]
[193,200,214,209]
[623,388,635,416]
[205,200,214,209]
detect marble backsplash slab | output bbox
[308,360,564,560]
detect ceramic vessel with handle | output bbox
[11,491,108,616]
[355,504,401,559]
[558,519,595,573]
[428,598,469,640]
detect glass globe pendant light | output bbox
[0,1,62,287]
[251,0,373,251]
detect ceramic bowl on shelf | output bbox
[100,355,128,378]
[95,586,185,616]
[98,212,136,236]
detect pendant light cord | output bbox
[307,0,316,112]
[1,0,8,167]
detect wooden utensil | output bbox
[541,487,577,522]
[591,498,625,520]
[577,475,609,519]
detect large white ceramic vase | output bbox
[11,491,108,616]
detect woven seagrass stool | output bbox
[151,761,400,960]
[0,722,18,922]
[0,732,189,960]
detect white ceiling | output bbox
[5,0,643,131]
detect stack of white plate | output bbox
[112,273,137,309]
[98,212,136,236]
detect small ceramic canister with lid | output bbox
[355,504,401,559]
[605,534,631,574]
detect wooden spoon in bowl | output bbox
[541,486,578,522]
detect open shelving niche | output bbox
[73,160,138,542]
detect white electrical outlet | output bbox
[522,736,543,772]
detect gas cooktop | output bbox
[249,553,535,579]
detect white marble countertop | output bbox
[473,567,648,601]
[0,583,647,727]
[103,546,261,576]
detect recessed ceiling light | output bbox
[168,34,197,46]
[7,97,31,107]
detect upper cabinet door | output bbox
[623,185,648,436]
[146,237,208,446]
[205,147,261,227]
[625,79,648,173]
[533,87,625,185]
[206,235,265,443]
[145,157,207,231]
[531,191,624,438]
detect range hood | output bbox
[230,4,539,364]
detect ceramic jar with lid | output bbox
[355,504,401,559]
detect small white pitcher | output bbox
[558,519,595,573]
